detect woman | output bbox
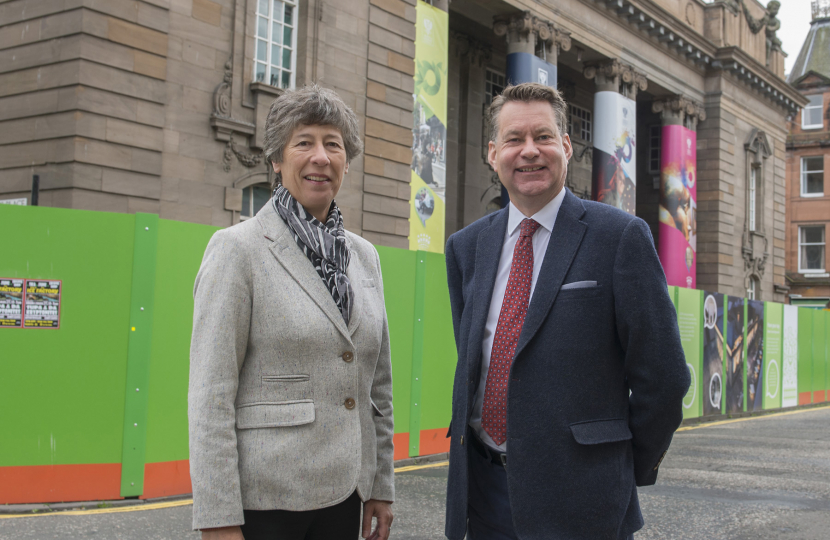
[189,85,394,540]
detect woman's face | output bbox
[273,124,348,222]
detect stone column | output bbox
[583,59,647,216]
[652,96,706,288]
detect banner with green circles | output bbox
[675,287,702,418]
[763,302,783,409]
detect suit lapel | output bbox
[514,190,587,358]
[257,203,353,343]
[345,238,364,336]
[466,208,509,374]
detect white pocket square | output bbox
[561,280,597,290]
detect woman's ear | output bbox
[272,161,281,174]
[345,162,349,175]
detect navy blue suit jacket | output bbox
[444,190,690,540]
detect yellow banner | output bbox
[409,1,448,253]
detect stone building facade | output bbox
[785,4,830,307]
[0,0,805,302]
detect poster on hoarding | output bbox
[676,287,702,418]
[745,300,764,411]
[782,304,799,407]
[702,291,725,416]
[725,296,745,414]
[763,302,783,410]
[23,280,61,329]
[658,125,697,289]
[0,278,24,328]
[592,91,637,215]
[409,1,448,253]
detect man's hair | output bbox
[263,84,363,170]
[488,83,568,142]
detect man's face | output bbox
[488,100,573,214]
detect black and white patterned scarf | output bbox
[273,184,353,325]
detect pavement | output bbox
[2,405,829,539]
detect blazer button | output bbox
[342,351,354,363]
[344,398,355,410]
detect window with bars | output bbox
[241,184,272,220]
[254,0,296,89]
[802,94,824,129]
[799,225,826,273]
[747,277,758,300]
[485,69,506,106]
[801,156,824,197]
[567,104,592,142]
[648,125,661,174]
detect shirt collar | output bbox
[506,187,566,237]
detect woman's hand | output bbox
[201,526,244,540]
[362,499,393,540]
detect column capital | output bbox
[493,11,570,58]
[451,31,492,68]
[583,59,647,98]
[652,95,706,128]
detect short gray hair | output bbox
[263,84,363,170]
[488,83,568,142]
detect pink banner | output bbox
[658,125,697,288]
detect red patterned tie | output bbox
[481,218,541,445]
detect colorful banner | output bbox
[592,91,637,215]
[658,125,697,289]
[702,291,725,416]
[782,304,799,407]
[726,296,745,413]
[409,1,448,253]
[0,278,24,328]
[763,302,783,410]
[746,300,764,411]
[676,287,702,418]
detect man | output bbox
[443,83,690,540]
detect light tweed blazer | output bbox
[188,202,394,530]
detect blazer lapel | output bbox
[257,204,353,343]
[466,208,509,375]
[514,190,587,359]
[345,238,364,336]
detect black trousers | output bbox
[240,491,361,540]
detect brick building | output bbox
[0,0,806,302]
[785,1,830,308]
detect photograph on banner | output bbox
[658,125,697,289]
[745,299,764,411]
[782,304,799,407]
[409,1,447,253]
[23,280,61,329]
[592,91,636,215]
[726,297,745,414]
[0,278,24,327]
[763,302,783,410]
[702,291,725,416]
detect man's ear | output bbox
[562,134,573,161]
[345,162,349,175]
[487,141,497,170]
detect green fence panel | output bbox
[0,205,134,468]
[376,246,416,453]
[418,251,457,454]
[144,219,221,466]
[762,302,783,410]
[797,308,813,404]
[676,287,702,419]
[813,310,827,403]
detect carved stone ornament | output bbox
[213,59,233,118]
[451,31,492,67]
[652,95,707,122]
[222,135,264,173]
[492,11,571,52]
[742,232,769,277]
[583,59,647,97]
